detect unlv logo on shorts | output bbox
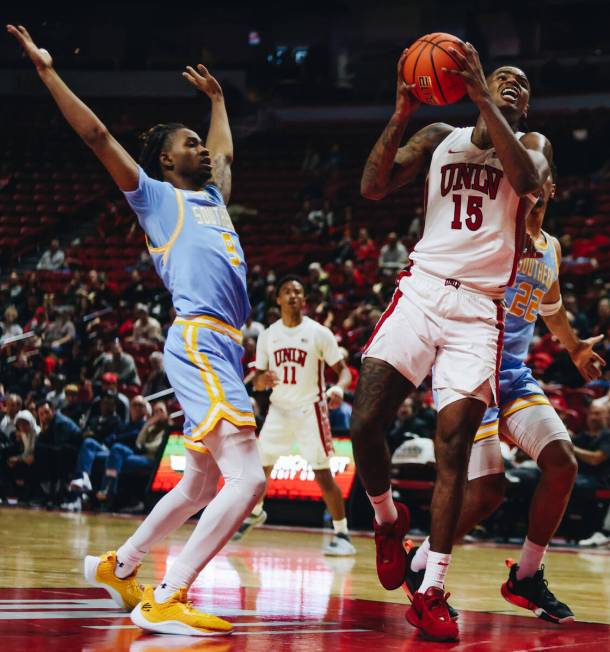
[418,75,432,88]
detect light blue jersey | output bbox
[123,167,255,446]
[124,167,250,327]
[476,231,559,440]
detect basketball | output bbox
[402,32,467,105]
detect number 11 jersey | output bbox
[255,316,343,410]
[409,126,537,299]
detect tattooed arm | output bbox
[182,63,233,203]
[360,48,453,200]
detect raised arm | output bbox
[7,25,138,192]
[361,49,452,200]
[541,238,605,382]
[446,44,551,196]
[182,64,233,203]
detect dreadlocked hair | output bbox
[139,123,186,180]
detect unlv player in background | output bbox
[352,43,552,641]
[234,276,355,555]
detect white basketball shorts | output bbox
[257,401,334,470]
[467,401,572,481]
[363,267,504,410]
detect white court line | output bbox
[0,610,128,620]
[512,643,604,652]
[231,628,370,636]
[84,621,339,630]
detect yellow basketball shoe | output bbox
[130,585,233,636]
[84,551,143,611]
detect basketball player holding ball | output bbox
[353,39,552,641]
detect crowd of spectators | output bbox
[1,131,610,543]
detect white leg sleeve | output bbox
[162,424,266,587]
[124,445,222,555]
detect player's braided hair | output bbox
[139,123,186,180]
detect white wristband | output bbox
[326,385,344,401]
[538,297,562,316]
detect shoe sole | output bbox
[500,582,575,624]
[84,556,130,611]
[130,603,233,636]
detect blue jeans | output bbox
[101,443,152,495]
[74,438,108,478]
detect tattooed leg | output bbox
[350,357,414,496]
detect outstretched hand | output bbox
[443,42,489,105]
[6,24,53,71]
[395,48,420,118]
[570,334,606,383]
[182,64,223,99]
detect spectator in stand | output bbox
[61,384,88,426]
[242,337,257,375]
[594,296,610,338]
[2,409,39,501]
[1,393,23,440]
[564,291,591,338]
[266,306,280,326]
[46,373,67,410]
[141,352,170,398]
[335,259,366,301]
[378,232,408,272]
[572,402,610,547]
[6,271,24,309]
[82,391,125,444]
[123,269,149,306]
[94,339,141,387]
[329,394,352,436]
[131,304,164,345]
[242,314,265,341]
[387,397,436,453]
[43,308,76,354]
[65,395,148,510]
[0,305,23,340]
[371,268,397,307]
[307,262,330,298]
[407,207,423,243]
[352,227,378,263]
[36,238,65,271]
[96,400,169,505]
[33,400,81,505]
[92,372,130,421]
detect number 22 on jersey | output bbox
[508,281,544,323]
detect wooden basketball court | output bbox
[2,507,609,651]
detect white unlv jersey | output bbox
[255,316,343,409]
[408,127,536,298]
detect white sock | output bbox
[154,560,198,603]
[115,540,146,579]
[516,537,547,580]
[418,551,451,593]
[252,501,264,517]
[411,537,430,572]
[367,489,398,525]
[333,518,348,535]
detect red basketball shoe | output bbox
[373,501,410,590]
[406,586,459,642]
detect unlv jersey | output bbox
[255,316,343,410]
[408,127,537,298]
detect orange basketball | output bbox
[402,33,467,105]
